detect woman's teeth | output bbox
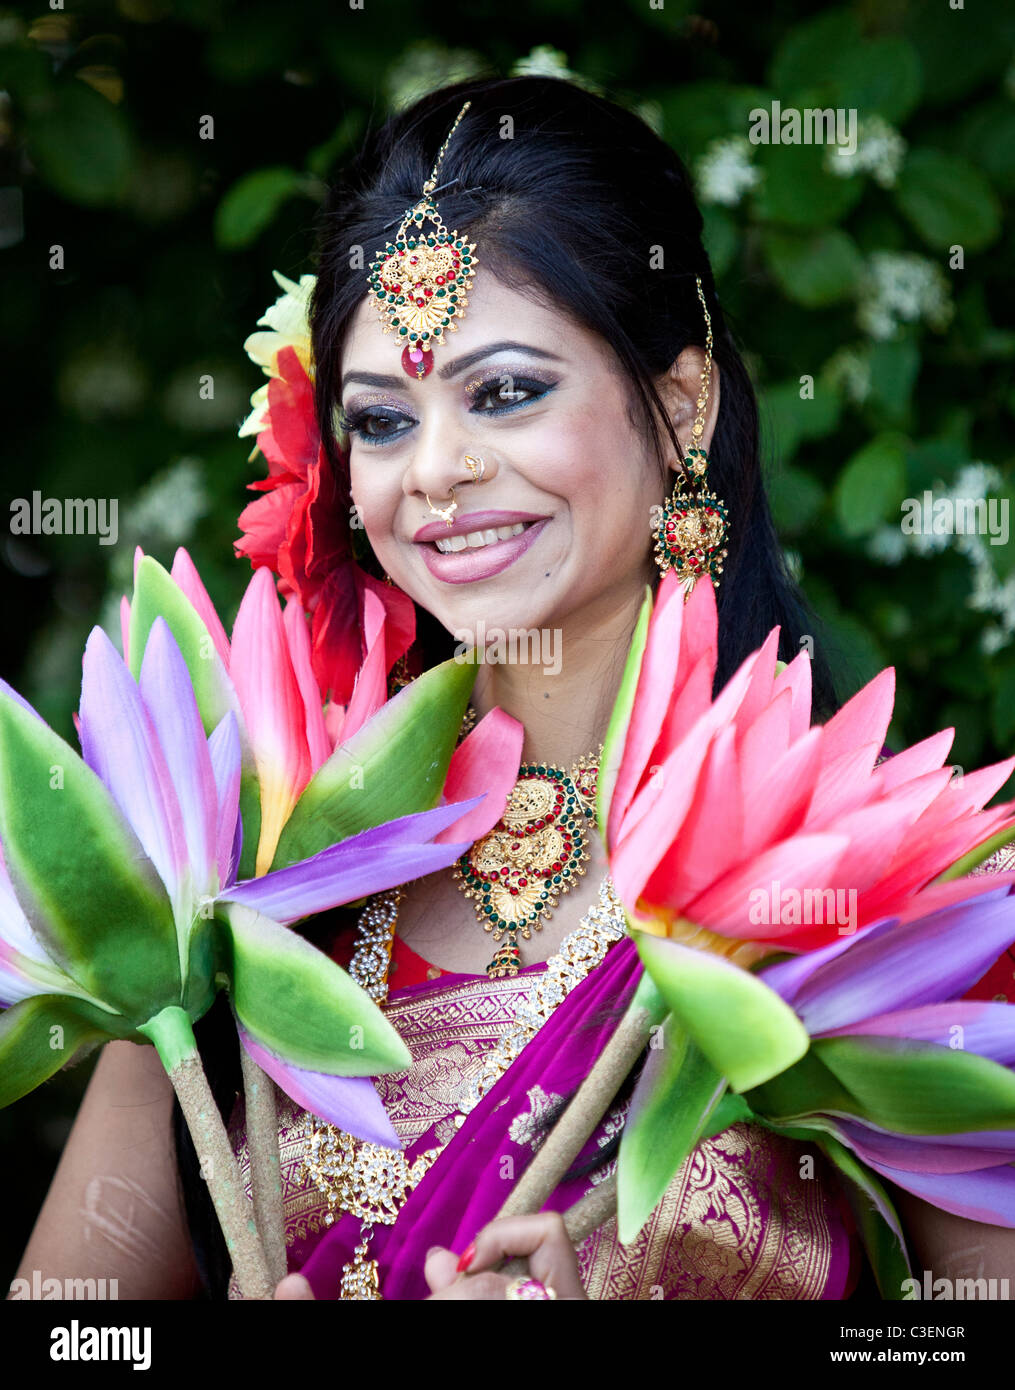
[433,521,531,554]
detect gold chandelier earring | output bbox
[652,275,729,597]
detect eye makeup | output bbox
[338,369,559,448]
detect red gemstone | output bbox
[519,879,527,887]
[435,276,445,285]
[401,345,434,379]
[415,298,425,307]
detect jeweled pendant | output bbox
[368,199,478,369]
[653,476,729,593]
[487,935,521,979]
[402,345,434,380]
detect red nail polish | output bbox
[455,1240,477,1273]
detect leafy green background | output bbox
[2,0,1014,1287]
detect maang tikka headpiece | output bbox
[367,101,479,382]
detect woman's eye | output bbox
[472,379,548,411]
[339,408,413,446]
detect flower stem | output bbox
[498,1173,618,1282]
[239,1045,287,1287]
[139,1005,273,1300]
[494,1002,655,1223]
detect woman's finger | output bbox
[274,1273,315,1300]
[423,1246,462,1294]
[462,1212,587,1300]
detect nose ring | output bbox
[426,488,458,526]
[465,455,486,483]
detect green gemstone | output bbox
[396,241,405,250]
[392,317,400,326]
[407,239,416,249]
[409,332,418,340]
[552,874,562,884]
[441,317,449,325]
[427,236,435,246]
[436,288,446,297]
[398,327,407,335]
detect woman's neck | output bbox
[467,584,650,768]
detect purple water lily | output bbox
[758,877,1015,1226]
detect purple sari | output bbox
[227,913,856,1300]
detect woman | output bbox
[15,74,1015,1302]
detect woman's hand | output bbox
[424,1212,588,1300]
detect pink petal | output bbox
[283,599,331,771]
[170,548,232,669]
[435,708,524,844]
[230,567,312,875]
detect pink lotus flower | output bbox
[124,548,522,878]
[603,569,1015,956]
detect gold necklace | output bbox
[451,730,603,978]
[388,680,605,980]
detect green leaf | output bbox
[894,150,1001,252]
[272,650,478,868]
[617,1017,727,1243]
[867,340,920,423]
[0,696,180,1021]
[832,434,907,539]
[214,167,310,250]
[750,1035,1015,1135]
[221,903,411,1075]
[762,228,864,307]
[0,995,132,1109]
[25,79,132,205]
[754,140,864,229]
[763,378,841,463]
[701,205,738,280]
[636,933,810,1092]
[596,585,652,848]
[766,464,826,536]
[769,11,860,94]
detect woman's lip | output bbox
[417,518,549,584]
[413,510,549,544]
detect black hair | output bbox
[174,73,842,1299]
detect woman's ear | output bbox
[656,347,720,479]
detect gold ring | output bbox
[465,455,486,483]
[505,1276,557,1300]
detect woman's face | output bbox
[338,270,671,644]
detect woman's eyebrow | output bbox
[340,341,564,393]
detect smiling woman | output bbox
[16,72,1015,1307]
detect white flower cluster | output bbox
[823,346,872,405]
[385,40,484,112]
[856,251,954,341]
[824,116,907,188]
[511,44,573,79]
[866,463,1015,652]
[695,136,762,207]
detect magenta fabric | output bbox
[298,934,855,1299]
